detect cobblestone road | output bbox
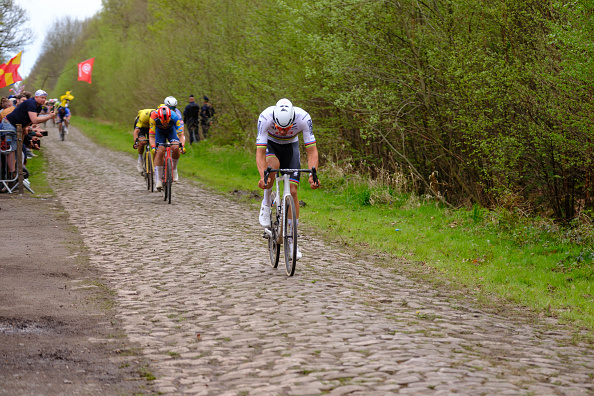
[43,126,594,395]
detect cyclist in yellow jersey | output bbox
[133,108,154,173]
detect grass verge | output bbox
[24,146,53,196]
[73,116,594,335]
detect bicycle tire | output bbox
[59,124,65,141]
[166,157,173,204]
[268,192,280,268]
[142,151,149,189]
[146,149,154,192]
[162,160,168,202]
[283,196,298,276]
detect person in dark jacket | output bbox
[183,95,201,144]
[199,96,215,140]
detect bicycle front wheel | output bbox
[166,157,173,204]
[283,196,298,276]
[146,149,154,192]
[268,192,280,268]
[59,124,65,141]
[162,161,168,202]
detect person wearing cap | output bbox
[199,96,215,140]
[1,90,55,175]
[3,90,55,131]
[183,94,200,144]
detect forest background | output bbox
[4,0,594,220]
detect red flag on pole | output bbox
[77,58,95,84]
[0,52,23,89]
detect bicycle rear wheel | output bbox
[268,192,280,268]
[166,157,173,204]
[283,196,298,276]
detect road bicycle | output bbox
[263,166,318,276]
[158,142,183,204]
[57,120,68,141]
[137,137,154,192]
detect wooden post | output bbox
[16,124,23,194]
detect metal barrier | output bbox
[0,127,34,194]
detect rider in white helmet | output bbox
[256,98,320,260]
[162,96,186,181]
[165,96,184,131]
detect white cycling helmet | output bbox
[273,98,295,128]
[164,96,178,107]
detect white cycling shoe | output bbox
[155,179,163,191]
[287,239,302,260]
[173,169,179,182]
[259,203,271,228]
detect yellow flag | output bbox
[60,91,74,107]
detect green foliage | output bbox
[24,0,594,221]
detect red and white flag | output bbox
[77,58,95,84]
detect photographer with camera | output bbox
[1,90,55,178]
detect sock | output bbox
[138,154,142,161]
[262,188,272,206]
[155,166,163,182]
[288,219,299,235]
[172,158,178,170]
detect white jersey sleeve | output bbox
[256,106,316,147]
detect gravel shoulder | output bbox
[0,195,154,395]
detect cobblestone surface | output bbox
[43,127,594,395]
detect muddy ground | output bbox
[0,196,154,395]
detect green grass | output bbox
[37,116,594,334]
[25,148,53,196]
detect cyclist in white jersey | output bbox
[256,98,320,260]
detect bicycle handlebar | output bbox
[264,166,318,186]
[156,141,183,148]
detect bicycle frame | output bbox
[263,166,318,238]
[137,137,153,191]
[157,141,181,204]
[263,166,318,276]
[264,171,292,244]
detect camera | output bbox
[40,130,48,136]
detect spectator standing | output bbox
[183,94,200,144]
[0,98,15,121]
[199,96,215,140]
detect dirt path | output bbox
[2,124,594,395]
[0,194,154,393]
